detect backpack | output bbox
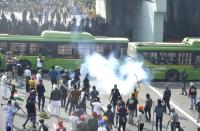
[190,86,197,95]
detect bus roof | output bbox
[130,38,200,51]
[0,31,129,44]
[131,42,182,47]
[182,37,200,47]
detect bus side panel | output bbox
[193,68,200,81]
[147,65,166,80]
[147,65,198,81]
[20,56,84,71]
[20,56,37,70]
[43,58,84,70]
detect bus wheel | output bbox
[19,60,32,69]
[165,70,179,81]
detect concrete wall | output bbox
[133,0,166,42]
[97,0,166,42]
[96,0,106,19]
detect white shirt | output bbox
[24,69,31,77]
[37,58,43,68]
[137,111,146,124]
[69,115,79,131]
[36,73,42,84]
[3,105,17,122]
[98,126,107,131]
[1,74,8,87]
[92,102,102,115]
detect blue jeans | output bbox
[191,96,197,109]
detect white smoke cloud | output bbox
[80,53,149,95]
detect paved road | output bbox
[0,79,199,131]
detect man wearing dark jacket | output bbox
[110,84,120,122]
[163,85,171,114]
[36,80,46,111]
[23,98,36,129]
[180,70,187,95]
[144,93,152,122]
[50,85,61,116]
[60,81,68,107]
[118,101,128,131]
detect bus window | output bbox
[112,44,121,58]
[142,52,150,62]
[43,43,58,58]
[120,47,127,57]
[57,45,73,57]
[139,51,159,64]
[30,43,39,55]
[96,45,104,54]
[149,52,158,64]
[166,52,177,64]
[10,42,26,55]
[89,45,96,54]
[194,55,200,67]
[169,53,176,64]
[0,42,8,54]
[159,52,166,64]
[192,52,200,68]
[77,44,90,58]
[178,52,192,65]
[103,45,112,57]
[158,52,177,65]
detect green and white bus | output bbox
[0,31,129,71]
[127,38,200,81]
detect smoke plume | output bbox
[80,53,149,95]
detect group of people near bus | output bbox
[2,60,194,131]
[0,53,199,131]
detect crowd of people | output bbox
[0,10,108,36]
[0,0,135,42]
[1,58,192,131]
[0,0,110,37]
